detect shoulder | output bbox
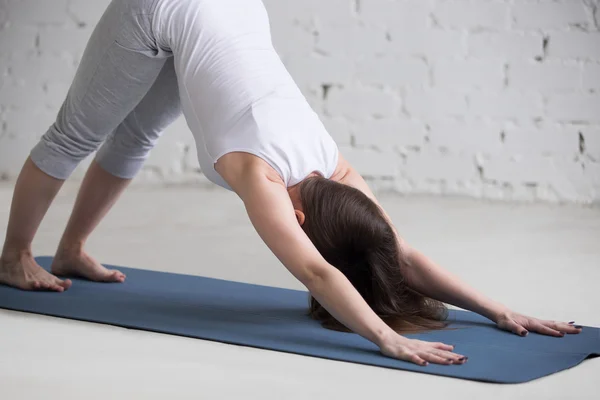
[215,151,285,194]
[328,152,353,182]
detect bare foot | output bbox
[0,253,72,292]
[51,250,126,283]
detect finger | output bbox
[432,342,455,351]
[531,323,563,337]
[553,321,583,334]
[406,353,429,367]
[419,353,453,365]
[503,320,529,336]
[434,350,466,363]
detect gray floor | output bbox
[0,182,599,399]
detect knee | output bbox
[43,121,105,157]
[29,123,101,180]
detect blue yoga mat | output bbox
[0,257,597,383]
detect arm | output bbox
[227,161,465,365]
[337,156,582,337]
[233,167,396,346]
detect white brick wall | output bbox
[1,0,599,203]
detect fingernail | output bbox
[521,330,528,336]
[568,321,575,325]
[458,357,465,361]
[423,362,429,366]
[574,325,582,329]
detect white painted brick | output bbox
[325,86,399,119]
[0,25,37,54]
[353,117,427,149]
[355,57,429,87]
[339,146,398,177]
[405,89,468,118]
[6,0,68,25]
[322,117,352,145]
[581,127,600,161]
[585,160,600,186]
[270,21,315,60]
[264,0,355,29]
[0,108,54,177]
[546,94,600,122]
[2,108,54,139]
[482,155,555,185]
[9,53,75,86]
[316,24,388,57]
[262,0,313,26]
[439,179,482,198]
[183,143,201,172]
[67,0,111,26]
[512,1,589,30]
[503,125,580,156]
[0,78,45,109]
[44,81,70,109]
[547,32,600,59]
[469,32,542,60]
[310,0,357,28]
[550,158,593,202]
[285,54,354,86]
[434,60,504,90]
[38,26,93,56]
[0,5,7,27]
[388,29,466,58]
[1,0,599,203]
[468,91,543,119]
[0,133,38,178]
[508,62,581,91]
[427,119,504,154]
[145,137,186,177]
[360,0,432,30]
[162,116,193,144]
[434,0,509,30]
[404,148,478,181]
[582,63,600,89]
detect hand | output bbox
[379,333,467,366]
[495,310,583,337]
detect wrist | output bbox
[486,303,511,323]
[374,326,403,348]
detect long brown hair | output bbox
[299,176,448,334]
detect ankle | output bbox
[0,247,33,264]
[56,241,85,258]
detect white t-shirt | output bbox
[155,0,339,190]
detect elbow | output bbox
[300,264,333,292]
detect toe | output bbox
[109,270,125,283]
[52,284,64,292]
[55,277,71,290]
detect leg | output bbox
[0,0,170,291]
[0,159,72,291]
[51,59,182,282]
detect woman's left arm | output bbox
[337,156,582,337]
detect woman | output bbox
[0,0,581,367]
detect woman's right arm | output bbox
[230,165,466,366]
